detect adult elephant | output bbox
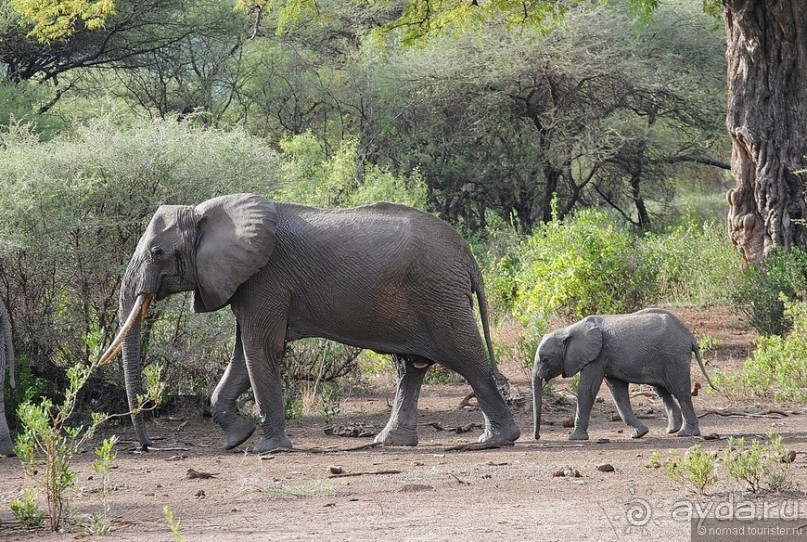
[100,193,520,452]
[0,299,16,456]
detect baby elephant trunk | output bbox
[532,369,543,440]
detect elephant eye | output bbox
[150,247,165,261]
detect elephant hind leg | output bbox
[605,377,648,439]
[673,393,701,437]
[375,355,428,446]
[654,386,683,434]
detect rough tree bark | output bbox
[725,0,807,262]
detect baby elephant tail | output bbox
[692,342,718,391]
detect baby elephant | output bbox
[532,308,715,441]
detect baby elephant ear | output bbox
[562,317,603,377]
[192,194,277,313]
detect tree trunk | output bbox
[725,0,807,262]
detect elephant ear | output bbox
[562,317,603,377]
[192,193,277,313]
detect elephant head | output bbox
[532,317,602,440]
[99,193,277,449]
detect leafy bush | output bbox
[731,247,807,336]
[722,429,796,493]
[0,116,280,400]
[662,444,719,495]
[715,301,807,401]
[513,208,651,332]
[640,221,741,303]
[505,210,737,328]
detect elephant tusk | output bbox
[98,294,153,366]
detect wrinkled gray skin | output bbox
[0,299,16,456]
[117,193,520,452]
[533,308,715,441]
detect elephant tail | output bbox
[692,341,717,391]
[470,263,496,369]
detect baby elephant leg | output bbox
[654,386,683,434]
[604,377,648,439]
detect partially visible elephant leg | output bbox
[0,402,13,456]
[210,325,256,450]
[570,367,606,440]
[451,362,520,443]
[241,326,292,453]
[654,385,683,434]
[604,377,648,438]
[672,390,700,437]
[375,355,429,446]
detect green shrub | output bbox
[514,208,651,331]
[663,444,719,494]
[715,301,807,401]
[731,248,807,336]
[0,116,280,401]
[722,429,795,493]
[640,221,741,303]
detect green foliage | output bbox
[89,436,117,535]
[663,444,719,494]
[514,208,647,331]
[14,335,162,531]
[715,301,807,402]
[319,382,342,425]
[0,116,280,399]
[9,487,44,529]
[488,209,737,330]
[278,134,429,209]
[722,429,795,493]
[731,248,807,336]
[10,0,115,42]
[163,506,185,542]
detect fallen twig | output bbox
[697,409,789,419]
[260,441,381,455]
[328,469,402,479]
[445,441,515,452]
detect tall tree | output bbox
[724,0,807,262]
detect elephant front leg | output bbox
[210,327,256,450]
[605,377,648,439]
[242,331,292,453]
[375,355,428,447]
[570,368,605,441]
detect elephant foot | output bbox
[0,443,15,457]
[478,423,521,443]
[374,427,418,447]
[249,434,293,453]
[569,429,589,441]
[676,425,700,437]
[222,416,257,450]
[666,423,682,434]
[631,425,649,439]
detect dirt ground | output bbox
[2,303,807,542]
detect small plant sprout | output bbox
[164,506,185,542]
[9,487,44,529]
[14,330,163,532]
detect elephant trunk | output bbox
[103,285,153,450]
[532,367,543,440]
